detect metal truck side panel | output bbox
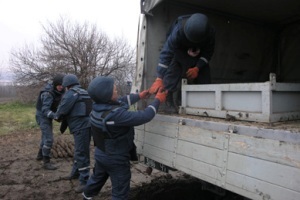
[136,114,300,200]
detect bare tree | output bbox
[10,17,136,91]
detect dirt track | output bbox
[0,130,171,200]
[0,130,249,200]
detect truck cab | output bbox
[132,0,300,200]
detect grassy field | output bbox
[0,101,61,135]
[0,101,139,136]
[0,102,37,135]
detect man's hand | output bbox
[54,119,62,122]
[54,114,63,122]
[60,120,68,134]
[186,67,199,79]
[149,78,164,94]
[155,87,168,103]
[139,90,150,99]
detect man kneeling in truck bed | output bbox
[149,13,215,114]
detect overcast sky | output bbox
[0,0,140,77]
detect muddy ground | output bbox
[0,130,204,200]
[0,130,247,200]
[0,130,166,200]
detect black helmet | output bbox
[88,76,114,103]
[62,74,79,87]
[52,74,64,87]
[184,13,209,43]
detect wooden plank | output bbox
[227,153,300,193]
[135,140,143,154]
[143,144,173,167]
[182,81,271,91]
[226,171,300,200]
[175,154,223,187]
[185,107,271,122]
[135,125,145,155]
[229,134,300,168]
[177,140,224,167]
[135,124,144,130]
[179,125,225,150]
[134,129,145,142]
[145,120,178,138]
[144,132,176,152]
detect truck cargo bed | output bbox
[133,0,300,199]
[135,114,300,200]
[181,74,300,123]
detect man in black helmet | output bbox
[149,13,215,113]
[35,74,65,170]
[54,74,92,193]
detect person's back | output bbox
[90,96,138,159]
[59,85,92,132]
[83,76,167,200]
[54,74,92,193]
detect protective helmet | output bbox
[62,74,79,87]
[184,13,209,43]
[88,76,114,103]
[52,74,64,87]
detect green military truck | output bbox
[132,0,300,199]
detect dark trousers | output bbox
[83,147,131,200]
[163,50,211,92]
[72,128,91,185]
[36,115,53,157]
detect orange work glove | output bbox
[186,67,199,79]
[149,78,164,94]
[155,88,168,103]
[139,89,150,99]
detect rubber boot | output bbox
[164,92,178,114]
[74,183,86,193]
[43,156,57,170]
[61,172,80,180]
[36,149,43,161]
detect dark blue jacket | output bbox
[90,93,160,157]
[55,85,92,133]
[157,15,215,78]
[36,83,64,119]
